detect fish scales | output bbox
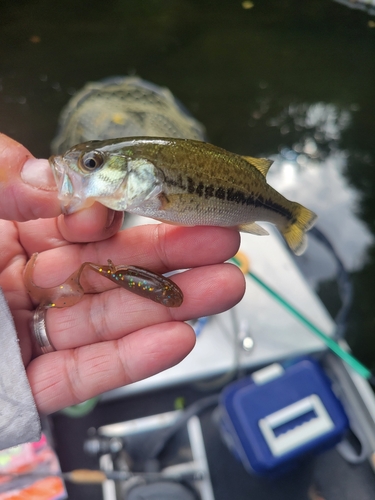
[121,139,296,228]
[49,137,317,255]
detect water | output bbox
[1,0,375,368]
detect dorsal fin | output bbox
[242,156,273,177]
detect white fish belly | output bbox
[126,197,280,228]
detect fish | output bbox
[49,137,317,255]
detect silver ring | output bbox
[33,306,56,354]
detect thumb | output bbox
[0,133,61,221]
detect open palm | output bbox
[0,134,245,415]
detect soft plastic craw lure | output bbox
[24,253,183,309]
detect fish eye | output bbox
[80,151,104,172]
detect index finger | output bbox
[28,224,242,290]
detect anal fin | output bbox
[237,222,269,236]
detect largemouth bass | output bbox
[49,137,317,255]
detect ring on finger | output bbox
[32,306,56,354]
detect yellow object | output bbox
[234,251,250,274]
[242,1,254,9]
[68,469,107,484]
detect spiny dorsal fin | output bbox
[242,156,273,177]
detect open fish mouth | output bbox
[49,155,88,214]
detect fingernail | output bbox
[21,158,57,191]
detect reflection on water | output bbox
[266,102,374,285]
[261,98,375,367]
[269,102,351,150]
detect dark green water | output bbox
[1,0,375,368]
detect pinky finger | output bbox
[27,321,196,415]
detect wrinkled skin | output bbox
[0,134,245,414]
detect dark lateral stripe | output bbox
[253,195,295,222]
[215,187,226,200]
[165,176,294,221]
[187,177,195,194]
[165,175,187,190]
[205,185,214,198]
[196,182,204,197]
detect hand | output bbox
[0,134,245,414]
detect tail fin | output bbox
[281,203,317,255]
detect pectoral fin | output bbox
[158,192,170,209]
[237,222,269,236]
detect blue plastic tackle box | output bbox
[217,358,348,476]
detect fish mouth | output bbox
[49,155,87,214]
